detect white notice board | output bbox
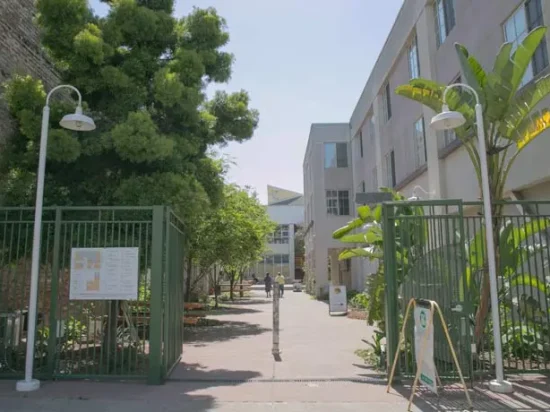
[70,247,139,300]
[414,305,437,394]
[329,285,348,314]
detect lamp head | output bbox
[408,195,420,201]
[60,106,95,131]
[430,104,466,131]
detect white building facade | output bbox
[247,186,304,282]
[304,0,550,296]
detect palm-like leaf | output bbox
[332,217,363,239]
[500,74,550,138]
[513,107,550,149]
[455,43,486,106]
[338,247,382,261]
[508,27,547,98]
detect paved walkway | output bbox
[2,290,550,411]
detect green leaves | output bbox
[332,218,364,239]
[111,111,175,163]
[338,247,382,261]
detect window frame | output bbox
[413,116,427,168]
[326,189,350,216]
[324,142,348,168]
[503,0,548,86]
[408,35,420,79]
[382,81,392,122]
[359,130,364,158]
[435,0,456,47]
[385,150,396,188]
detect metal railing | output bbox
[0,206,184,384]
[383,200,550,380]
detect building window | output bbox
[385,150,396,188]
[368,116,376,143]
[361,180,366,193]
[382,82,392,121]
[441,75,461,148]
[413,117,427,168]
[408,36,420,79]
[359,131,364,158]
[435,0,456,47]
[268,224,289,244]
[324,142,348,168]
[326,190,350,216]
[504,0,548,87]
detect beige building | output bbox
[304,0,550,296]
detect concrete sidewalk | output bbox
[1,291,549,411]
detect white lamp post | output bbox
[407,185,433,201]
[430,83,513,394]
[16,85,95,392]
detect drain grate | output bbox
[168,376,387,384]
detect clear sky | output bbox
[89,0,403,203]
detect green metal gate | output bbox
[383,200,474,380]
[0,206,184,384]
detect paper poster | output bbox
[70,247,139,300]
[414,305,437,394]
[329,285,348,314]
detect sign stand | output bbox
[386,298,473,412]
[328,285,347,316]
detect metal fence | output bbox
[0,206,184,384]
[383,200,550,380]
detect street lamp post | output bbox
[430,83,513,394]
[16,85,95,392]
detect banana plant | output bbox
[396,26,550,344]
[462,217,550,349]
[332,188,427,329]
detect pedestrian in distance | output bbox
[275,272,285,298]
[264,273,272,298]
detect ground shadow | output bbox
[204,306,261,316]
[170,362,261,382]
[184,320,271,345]
[390,378,550,411]
[0,364,261,412]
[221,299,272,305]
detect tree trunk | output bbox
[185,254,193,302]
[229,271,235,301]
[213,266,219,309]
[239,271,244,298]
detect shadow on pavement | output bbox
[221,298,272,305]
[184,320,271,345]
[205,306,262,316]
[390,377,550,411]
[170,362,261,383]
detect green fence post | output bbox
[47,208,62,378]
[148,206,165,385]
[383,203,400,380]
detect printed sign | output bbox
[414,305,437,394]
[70,247,139,300]
[329,285,348,314]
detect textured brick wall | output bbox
[0,0,60,143]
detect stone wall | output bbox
[0,0,60,143]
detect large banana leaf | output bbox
[394,78,444,113]
[512,218,550,247]
[513,107,550,149]
[455,43,486,106]
[357,205,372,220]
[338,247,382,261]
[332,217,363,239]
[509,273,547,295]
[508,27,548,98]
[340,225,383,244]
[501,74,550,138]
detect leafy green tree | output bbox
[1,0,258,228]
[202,184,276,301]
[395,26,550,344]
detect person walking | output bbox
[275,272,285,298]
[264,273,272,298]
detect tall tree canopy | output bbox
[1,0,259,223]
